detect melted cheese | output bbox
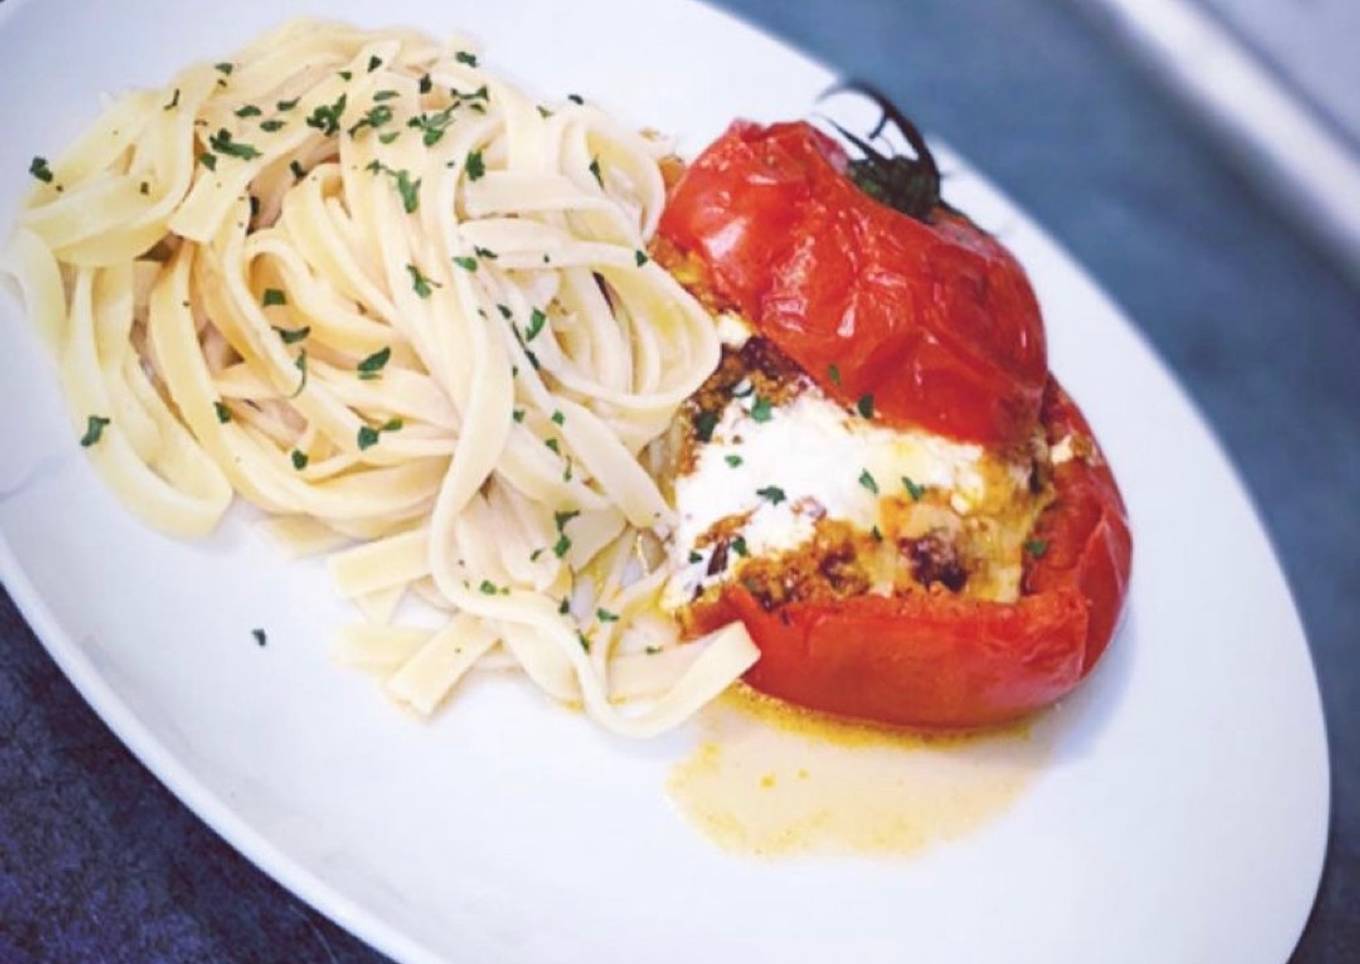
[663,379,1026,608]
[714,311,753,348]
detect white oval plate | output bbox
[0,1,1328,961]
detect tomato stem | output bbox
[818,80,943,222]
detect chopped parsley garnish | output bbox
[290,449,308,470]
[276,97,299,111]
[289,350,308,398]
[559,597,571,615]
[554,509,579,530]
[902,476,925,501]
[235,104,262,118]
[214,62,234,75]
[197,152,217,171]
[366,162,420,211]
[856,393,875,419]
[305,93,347,136]
[756,485,786,505]
[261,288,286,307]
[394,169,420,212]
[567,93,584,104]
[588,157,603,186]
[348,104,393,137]
[251,628,266,647]
[408,106,456,145]
[79,415,111,447]
[694,410,719,443]
[871,525,884,542]
[356,425,380,449]
[497,304,512,319]
[378,131,400,144]
[858,469,879,494]
[553,532,572,559]
[544,437,560,454]
[596,608,619,623]
[525,308,547,341]
[29,156,53,183]
[214,401,232,423]
[731,535,749,557]
[473,246,498,260]
[512,409,525,423]
[260,119,285,133]
[289,160,306,181]
[465,149,485,180]
[455,51,478,67]
[373,89,399,102]
[356,346,391,378]
[139,181,150,195]
[828,363,841,385]
[367,55,383,73]
[688,551,703,564]
[577,632,592,653]
[452,255,477,272]
[749,396,773,422]
[634,250,649,267]
[337,70,352,81]
[274,325,310,344]
[164,88,181,111]
[551,410,565,426]
[208,127,261,160]
[529,547,544,561]
[1025,539,1049,558]
[478,579,500,595]
[644,645,663,656]
[419,74,432,94]
[724,454,743,468]
[407,263,440,298]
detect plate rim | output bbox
[0,0,1330,959]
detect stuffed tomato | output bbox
[655,117,1131,728]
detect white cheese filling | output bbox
[663,380,1006,609]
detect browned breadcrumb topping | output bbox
[677,508,1011,636]
[658,154,687,192]
[651,234,735,318]
[1063,432,1099,464]
[675,337,808,475]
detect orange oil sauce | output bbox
[668,683,1060,856]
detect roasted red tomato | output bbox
[658,119,1047,451]
[725,377,1131,728]
[660,109,1131,728]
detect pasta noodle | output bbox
[2,19,759,736]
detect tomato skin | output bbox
[659,121,1047,449]
[729,584,1090,729]
[719,376,1131,729]
[661,119,1131,728]
[1024,378,1133,672]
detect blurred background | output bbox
[2,0,1356,960]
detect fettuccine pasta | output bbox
[2,19,758,737]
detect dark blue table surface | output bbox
[2,1,1356,961]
